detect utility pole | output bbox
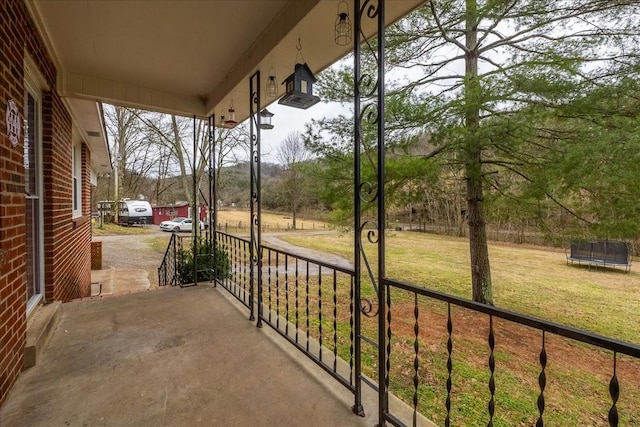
[114,153,120,224]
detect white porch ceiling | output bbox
[26,0,424,163]
[28,0,424,117]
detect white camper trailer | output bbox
[118,199,153,226]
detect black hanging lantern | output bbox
[335,1,352,46]
[259,108,274,130]
[266,68,278,98]
[278,63,321,109]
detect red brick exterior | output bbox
[1,0,94,407]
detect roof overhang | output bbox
[26,0,425,123]
[65,98,112,174]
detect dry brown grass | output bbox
[282,230,640,344]
[279,230,640,425]
[217,209,332,233]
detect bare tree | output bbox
[103,105,160,218]
[276,132,312,230]
[130,113,207,205]
[211,124,251,206]
[103,104,252,212]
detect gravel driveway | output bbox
[92,231,171,293]
[91,230,351,294]
[97,231,169,271]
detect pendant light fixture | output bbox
[259,108,274,130]
[335,1,352,46]
[266,68,278,98]
[224,102,237,127]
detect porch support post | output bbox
[209,115,217,287]
[249,70,263,327]
[352,0,364,417]
[354,0,386,423]
[192,115,198,287]
[376,1,387,423]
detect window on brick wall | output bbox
[24,51,47,315]
[72,141,82,218]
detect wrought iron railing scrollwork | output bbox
[358,219,380,318]
[249,70,263,325]
[353,0,386,422]
[536,330,547,427]
[609,352,620,426]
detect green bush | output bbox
[178,237,231,284]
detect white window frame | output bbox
[72,138,82,218]
[24,53,47,315]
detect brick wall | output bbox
[42,95,92,302]
[1,0,30,409]
[1,0,94,408]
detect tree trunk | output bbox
[465,0,493,305]
[292,207,297,230]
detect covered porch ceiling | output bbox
[27,0,425,124]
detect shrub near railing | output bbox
[159,233,232,287]
[177,236,231,285]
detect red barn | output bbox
[152,202,207,225]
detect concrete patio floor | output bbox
[0,285,374,427]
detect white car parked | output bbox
[159,217,205,232]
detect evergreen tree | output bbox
[308,0,640,304]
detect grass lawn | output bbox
[93,217,639,424]
[91,222,156,236]
[281,230,640,343]
[92,210,332,236]
[277,230,640,425]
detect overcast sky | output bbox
[254,99,345,163]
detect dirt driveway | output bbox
[97,231,169,272]
[91,230,351,296]
[91,231,171,295]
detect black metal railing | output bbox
[178,0,640,424]
[380,277,640,427]
[214,231,359,397]
[159,231,223,288]
[158,232,179,287]
[213,230,640,426]
[214,231,253,309]
[260,242,358,394]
